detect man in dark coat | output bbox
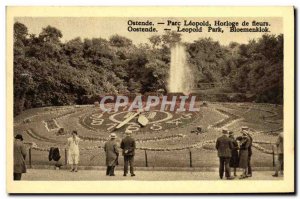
[104,133,119,176]
[216,129,234,180]
[120,130,136,177]
[14,134,27,180]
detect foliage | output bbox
[13,22,283,116]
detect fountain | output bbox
[168,43,193,94]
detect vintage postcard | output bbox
[6,6,294,193]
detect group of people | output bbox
[104,130,136,177]
[216,126,284,180]
[66,130,136,177]
[216,126,252,180]
[13,126,283,180]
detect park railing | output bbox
[25,141,276,169]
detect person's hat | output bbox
[110,133,117,139]
[222,128,229,134]
[15,134,23,141]
[125,130,132,135]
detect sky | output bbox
[15,17,283,45]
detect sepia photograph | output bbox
[6,6,294,193]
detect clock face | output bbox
[81,109,199,133]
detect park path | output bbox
[22,169,282,181]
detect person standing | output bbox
[238,129,251,179]
[242,126,253,177]
[104,133,119,176]
[216,129,234,180]
[14,134,27,180]
[67,130,80,172]
[273,132,284,177]
[120,130,136,177]
[229,131,239,177]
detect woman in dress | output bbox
[229,131,239,177]
[67,130,80,172]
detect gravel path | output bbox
[21,169,282,181]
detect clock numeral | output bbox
[166,118,182,126]
[91,119,104,126]
[126,122,140,132]
[150,123,162,131]
[181,113,193,119]
[90,113,103,119]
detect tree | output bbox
[229,34,283,103]
[13,21,284,116]
[186,38,227,84]
[14,22,28,43]
[148,35,161,49]
[39,26,63,43]
[109,34,132,47]
[145,59,169,91]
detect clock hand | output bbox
[115,110,141,130]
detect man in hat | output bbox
[120,130,136,176]
[242,126,253,177]
[14,134,27,180]
[104,133,119,176]
[216,129,234,180]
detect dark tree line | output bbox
[13,22,283,116]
